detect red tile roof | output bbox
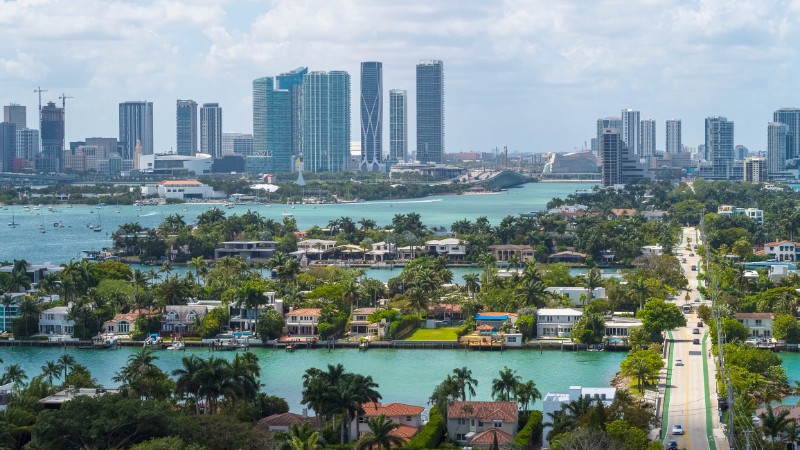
[352,307,378,315]
[447,401,517,423]
[256,412,315,429]
[390,424,420,441]
[361,402,425,417]
[610,208,637,217]
[470,428,514,445]
[433,304,462,314]
[289,308,322,316]
[735,313,774,320]
[764,240,800,247]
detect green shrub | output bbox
[405,407,444,449]
[390,314,420,339]
[514,410,543,449]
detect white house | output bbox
[545,287,606,305]
[425,238,467,260]
[0,263,63,290]
[350,402,424,441]
[641,245,664,256]
[536,308,583,337]
[38,306,74,335]
[162,305,212,333]
[735,313,774,338]
[542,386,616,448]
[763,241,800,262]
[285,308,321,337]
[214,241,277,261]
[604,315,642,337]
[229,292,278,332]
[718,205,764,225]
[155,180,221,200]
[366,242,397,261]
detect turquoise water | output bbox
[778,352,800,405]
[0,346,623,412]
[0,182,593,264]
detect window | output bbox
[456,433,466,442]
[406,416,412,422]
[507,336,517,343]
[471,419,475,426]
[478,421,484,428]
[458,418,466,425]
[755,319,762,325]
[187,311,197,321]
[119,321,129,333]
[493,420,503,428]
[358,416,368,424]
[168,311,178,321]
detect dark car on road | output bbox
[667,440,679,450]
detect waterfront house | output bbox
[762,240,800,262]
[446,401,518,447]
[285,308,321,337]
[475,312,517,331]
[425,238,467,260]
[213,241,277,262]
[162,305,211,334]
[396,246,425,260]
[536,308,582,337]
[103,310,158,335]
[39,387,119,409]
[604,314,642,338]
[349,307,380,337]
[431,303,463,321]
[544,287,606,305]
[548,251,587,264]
[735,312,774,338]
[38,306,74,336]
[256,412,316,432]
[366,241,397,262]
[0,293,24,333]
[0,263,63,292]
[229,292,279,332]
[488,244,535,264]
[155,180,220,200]
[292,239,337,261]
[350,402,424,441]
[542,386,616,448]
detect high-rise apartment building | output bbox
[360,61,383,171]
[773,108,800,159]
[303,71,351,172]
[389,89,408,162]
[3,104,26,130]
[767,122,789,175]
[85,137,118,157]
[0,122,15,172]
[640,119,656,156]
[253,77,292,172]
[15,128,39,161]
[600,128,623,187]
[39,102,64,173]
[665,119,682,153]
[176,100,198,156]
[200,103,222,158]
[596,117,622,156]
[276,67,308,159]
[119,101,153,159]
[222,133,254,157]
[705,116,734,180]
[743,157,767,183]
[621,109,641,155]
[416,60,444,163]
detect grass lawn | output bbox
[405,327,460,341]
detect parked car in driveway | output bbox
[672,425,684,435]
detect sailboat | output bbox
[8,213,18,228]
[93,209,102,232]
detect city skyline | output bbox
[2,1,799,155]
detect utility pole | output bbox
[744,429,752,450]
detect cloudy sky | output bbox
[2,0,800,155]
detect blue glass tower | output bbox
[303,71,351,172]
[416,60,444,163]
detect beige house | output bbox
[349,307,380,336]
[446,401,518,448]
[286,308,321,337]
[488,244,534,263]
[350,402,424,442]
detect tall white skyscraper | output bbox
[200,103,222,158]
[767,122,789,176]
[15,128,39,160]
[389,89,407,162]
[360,61,383,171]
[303,71,351,172]
[639,119,656,156]
[665,119,682,153]
[621,109,641,155]
[706,116,734,180]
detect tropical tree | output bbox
[355,415,405,450]
[515,379,542,411]
[452,366,478,401]
[277,423,324,450]
[173,354,205,415]
[759,404,794,445]
[57,353,76,380]
[582,267,604,304]
[41,360,62,386]
[462,273,480,298]
[1,364,27,386]
[491,366,521,401]
[189,256,206,285]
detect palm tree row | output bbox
[172,352,261,415]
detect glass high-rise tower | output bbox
[705,116,734,180]
[253,77,292,173]
[39,101,64,173]
[416,60,444,163]
[360,61,383,171]
[639,119,656,156]
[303,71,350,173]
[119,101,153,159]
[176,100,197,156]
[665,119,682,153]
[621,109,640,155]
[201,103,222,158]
[276,67,308,160]
[390,89,407,162]
[773,108,800,159]
[3,104,26,130]
[767,122,789,176]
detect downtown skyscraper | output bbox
[767,122,789,176]
[665,119,682,153]
[389,89,408,162]
[3,104,26,130]
[600,128,624,187]
[639,119,656,156]
[773,107,800,159]
[596,117,622,156]
[276,67,308,160]
[253,76,292,172]
[119,101,153,159]
[416,60,444,163]
[360,61,383,171]
[176,100,198,156]
[303,71,350,172]
[621,109,640,155]
[705,116,734,180]
[39,101,64,173]
[200,103,222,158]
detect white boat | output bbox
[282,212,294,217]
[167,341,185,351]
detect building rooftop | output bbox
[447,401,517,422]
[537,308,583,316]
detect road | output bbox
[662,226,722,450]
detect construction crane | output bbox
[34,86,48,113]
[59,93,74,111]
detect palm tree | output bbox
[491,366,521,401]
[629,277,650,311]
[452,367,478,401]
[189,256,206,285]
[159,260,173,277]
[515,379,542,411]
[760,404,793,445]
[173,354,205,415]
[17,296,40,337]
[41,360,62,386]
[582,267,604,304]
[462,273,480,299]
[57,353,76,380]
[517,277,549,308]
[355,415,405,450]
[1,364,27,386]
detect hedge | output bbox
[514,410,543,450]
[404,407,444,449]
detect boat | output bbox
[143,333,163,349]
[358,340,369,351]
[285,343,296,352]
[8,213,18,228]
[282,212,294,217]
[167,340,185,351]
[93,209,102,232]
[83,335,117,349]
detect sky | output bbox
[2,0,800,155]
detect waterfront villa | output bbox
[38,306,74,335]
[735,312,774,338]
[0,263,62,292]
[229,292,280,332]
[366,242,397,262]
[548,251,587,264]
[291,239,337,261]
[256,412,316,432]
[536,308,582,338]
[542,386,616,448]
[349,307,381,337]
[213,241,277,261]
[285,308,321,337]
[604,314,642,338]
[431,303,463,321]
[425,238,467,260]
[544,287,606,305]
[474,312,517,331]
[103,310,158,335]
[0,293,24,332]
[446,400,518,448]
[39,387,119,409]
[350,402,424,441]
[396,245,425,260]
[162,305,212,334]
[762,240,800,262]
[488,244,535,264]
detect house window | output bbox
[471,419,475,426]
[358,416,368,424]
[507,336,517,343]
[458,418,466,425]
[406,416,412,422]
[188,311,197,321]
[493,420,503,428]
[119,321,129,333]
[478,421,484,428]
[168,311,178,321]
[456,433,466,442]
[755,319,762,325]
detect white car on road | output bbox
[672,424,684,435]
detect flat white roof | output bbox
[537,308,582,316]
